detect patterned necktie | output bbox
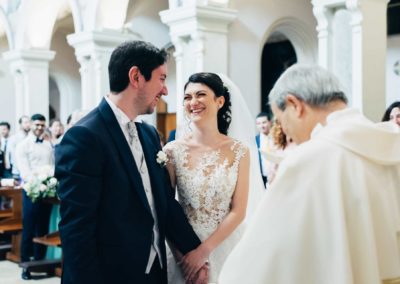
[127,121,145,171]
[127,121,137,145]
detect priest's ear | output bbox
[285,94,305,118]
[128,66,140,87]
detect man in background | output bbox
[8,115,31,179]
[16,114,53,280]
[255,112,272,186]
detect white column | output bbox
[312,2,334,70]
[312,0,388,121]
[160,3,237,127]
[346,0,388,121]
[3,49,55,122]
[67,30,136,110]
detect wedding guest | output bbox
[0,121,12,178]
[16,114,53,280]
[8,115,31,179]
[49,119,64,146]
[255,112,272,186]
[382,101,400,127]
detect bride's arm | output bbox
[164,147,177,189]
[180,148,250,281]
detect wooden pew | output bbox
[0,186,23,262]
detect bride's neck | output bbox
[190,125,222,146]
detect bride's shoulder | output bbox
[163,139,189,153]
[225,137,248,152]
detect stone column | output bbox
[160,2,237,125]
[3,49,55,122]
[346,0,388,121]
[67,30,135,110]
[312,0,388,121]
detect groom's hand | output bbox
[180,246,210,281]
[189,263,209,284]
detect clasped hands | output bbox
[179,245,210,284]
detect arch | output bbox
[261,17,317,65]
[82,0,129,31]
[0,6,14,49]
[13,0,81,49]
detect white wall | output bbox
[386,35,400,107]
[0,37,16,132]
[228,0,317,116]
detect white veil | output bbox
[217,73,265,220]
[175,73,265,219]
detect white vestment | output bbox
[219,108,400,284]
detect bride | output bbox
[164,72,263,283]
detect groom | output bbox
[56,41,205,284]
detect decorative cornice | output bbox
[160,5,237,36]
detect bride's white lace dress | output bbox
[164,139,247,284]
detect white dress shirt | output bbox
[105,96,162,273]
[15,133,54,182]
[8,131,29,175]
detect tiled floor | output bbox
[0,261,60,284]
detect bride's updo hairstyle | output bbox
[184,72,232,135]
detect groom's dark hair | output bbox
[108,41,168,93]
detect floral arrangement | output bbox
[23,165,58,203]
[156,150,169,167]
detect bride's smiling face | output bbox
[183,82,224,123]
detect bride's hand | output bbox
[180,245,210,281]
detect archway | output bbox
[261,32,297,114]
[260,17,317,114]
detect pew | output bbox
[0,186,23,262]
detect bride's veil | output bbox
[175,73,265,219]
[217,73,265,220]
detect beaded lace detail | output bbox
[164,140,247,238]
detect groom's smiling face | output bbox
[137,64,168,115]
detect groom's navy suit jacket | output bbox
[55,98,200,284]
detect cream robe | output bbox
[219,109,400,284]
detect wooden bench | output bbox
[0,186,22,262]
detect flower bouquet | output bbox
[23,165,58,203]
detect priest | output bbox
[220,64,400,284]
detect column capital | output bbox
[67,30,136,58]
[160,4,237,37]
[3,49,55,71]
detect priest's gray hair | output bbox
[269,64,348,110]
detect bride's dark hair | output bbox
[184,72,232,135]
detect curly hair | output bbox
[184,72,232,135]
[270,121,287,150]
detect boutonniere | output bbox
[156,150,169,167]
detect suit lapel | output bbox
[135,123,167,218]
[98,99,151,215]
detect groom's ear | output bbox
[128,66,140,88]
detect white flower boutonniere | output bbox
[156,150,169,167]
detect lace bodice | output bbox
[164,140,247,239]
